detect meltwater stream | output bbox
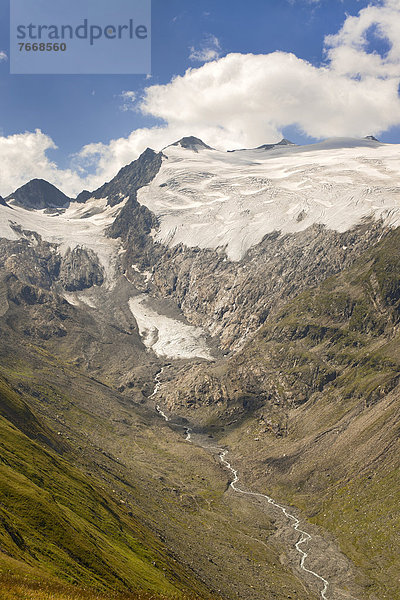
[218,450,329,600]
[152,371,329,599]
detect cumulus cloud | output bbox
[1,0,400,198]
[189,34,221,63]
[0,130,90,197]
[140,51,400,144]
[0,51,8,62]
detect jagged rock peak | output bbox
[256,138,296,150]
[6,179,71,210]
[75,147,163,208]
[169,136,214,152]
[98,148,162,207]
[364,135,380,142]
[0,195,7,207]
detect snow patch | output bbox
[129,295,213,360]
[62,293,79,306]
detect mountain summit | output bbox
[169,136,214,152]
[6,178,71,210]
[228,138,296,152]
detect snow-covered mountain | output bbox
[3,136,399,266]
[0,136,399,358]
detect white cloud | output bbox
[325,0,400,78]
[1,1,400,198]
[189,34,221,63]
[119,90,137,111]
[0,51,8,62]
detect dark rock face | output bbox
[4,276,69,340]
[0,228,104,294]
[6,179,71,210]
[228,138,295,152]
[59,246,104,291]
[0,196,7,207]
[106,149,163,268]
[158,225,400,417]
[0,233,61,290]
[75,190,92,203]
[84,148,164,208]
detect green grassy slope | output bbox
[0,376,208,600]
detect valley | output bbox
[0,136,399,599]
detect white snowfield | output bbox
[0,197,125,283]
[129,295,213,360]
[137,137,400,261]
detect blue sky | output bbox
[0,0,399,196]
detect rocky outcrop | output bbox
[0,231,61,290]
[169,136,214,152]
[0,231,105,294]
[157,225,400,420]
[59,246,104,291]
[228,138,295,152]
[75,190,92,203]
[257,138,295,149]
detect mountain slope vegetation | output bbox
[0,376,209,600]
